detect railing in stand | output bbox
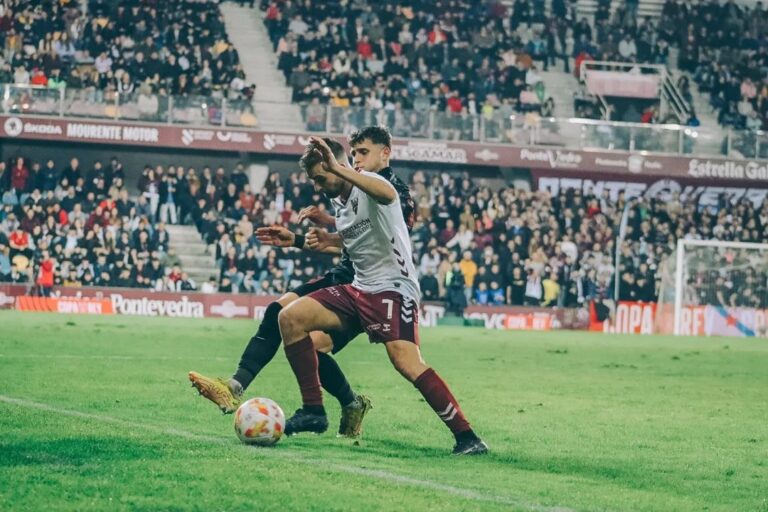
[3,83,768,162]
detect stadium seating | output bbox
[2,148,765,307]
[1,1,767,306]
[261,0,556,131]
[0,156,194,292]
[0,0,255,124]
[202,166,768,307]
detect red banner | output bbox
[15,296,113,314]
[591,301,768,336]
[590,301,657,334]
[463,305,589,331]
[2,115,768,183]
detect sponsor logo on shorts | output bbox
[367,323,391,333]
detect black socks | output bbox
[317,351,357,407]
[233,302,283,389]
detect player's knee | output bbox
[277,292,299,308]
[262,301,283,329]
[277,306,301,340]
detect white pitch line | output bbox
[0,394,574,512]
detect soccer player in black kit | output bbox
[189,131,415,438]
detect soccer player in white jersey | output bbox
[279,127,488,455]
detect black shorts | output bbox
[290,271,362,354]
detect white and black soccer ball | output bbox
[234,397,285,446]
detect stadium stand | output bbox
[0,1,766,307]
[261,0,559,132]
[0,155,195,293]
[1,146,765,307]
[201,166,768,308]
[0,0,256,125]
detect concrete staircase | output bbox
[166,225,217,287]
[219,2,304,132]
[538,70,578,118]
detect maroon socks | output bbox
[413,368,472,436]
[284,336,323,409]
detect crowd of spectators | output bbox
[564,0,768,132]
[259,0,710,139]
[2,150,765,309]
[0,0,256,124]
[0,154,195,293]
[262,0,559,136]
[258,0,768,140]
[662,0,768,131]
[202,163,768,309]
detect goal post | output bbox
[656,239,768,337]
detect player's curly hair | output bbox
[349,126,392,148]
[299,137,347,172]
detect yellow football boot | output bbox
[188,371,242,414]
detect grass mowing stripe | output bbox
[0,394,575,512]
[0,353,232,361]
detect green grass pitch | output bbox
[1,310,766,512]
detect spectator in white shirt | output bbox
[618,35,637,61]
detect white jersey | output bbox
[332,171,420,301]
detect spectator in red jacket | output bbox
[447,92,463,114]
[9,227,31,260]
[30,68,48,86]
[37,250,55,297]
[357,36,373,60]
[10,157,29,201]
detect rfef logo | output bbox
[4,117,23,137]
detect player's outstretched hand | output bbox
[255,226,295,247]
[306,227,333,252]
[308,136,341,174]
[298,205,335,227]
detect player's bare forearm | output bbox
[317,214,336,228]
[330,163,396,204]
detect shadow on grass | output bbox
[0,437,166,468]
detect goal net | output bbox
[656,240,768,337]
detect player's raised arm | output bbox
[308,136,396,205]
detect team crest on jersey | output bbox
[351,198,359,214]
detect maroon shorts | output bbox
[308,285,419,345]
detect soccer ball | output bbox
[234,397,285,446]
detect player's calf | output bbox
[385,340,488,455]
